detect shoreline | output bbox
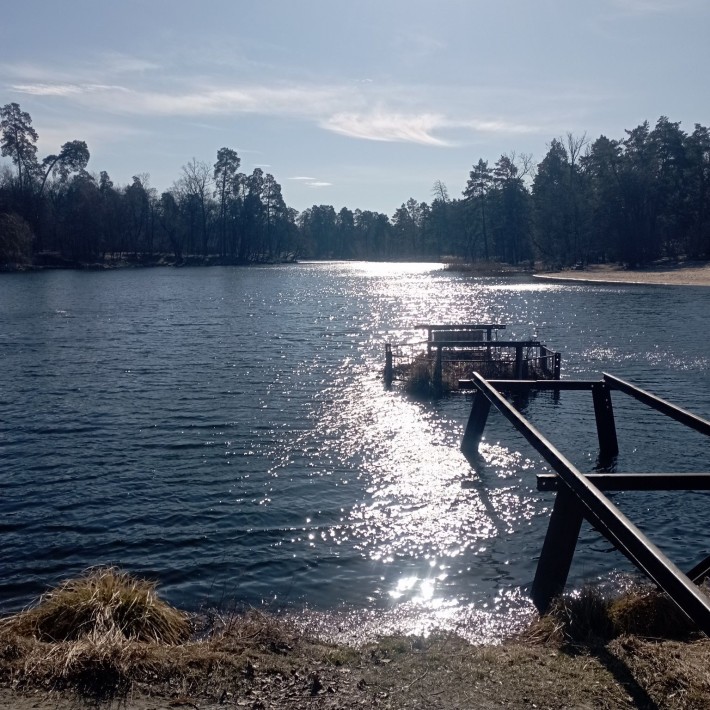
[535,260,710,287]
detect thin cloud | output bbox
[288,176,317,181]
[608,0,698,12]
[306,181,332,188]
[457,118,540,135]
[322,112,451,146]
[12,83,128,97]
[101,52,162,74]
[6,63,561,147]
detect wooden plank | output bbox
[469,372,710,635]
[537,473,710,492]
[603,373,710,437]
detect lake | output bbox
[1,262,708,641]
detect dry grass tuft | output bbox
[524,587,615,645]
[0,567,189,645]
[608,584,705,639]
[525,582,710,645]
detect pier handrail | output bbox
[414,323,506,331]
[430,339,540,349]
[603,373,710,436]
[464,371,710,635]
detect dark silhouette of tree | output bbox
[463,160,493,260]
[490,154,532,264]
[38,140,90,197]
[3,101,710,268]
[685,124,710,257]
[179,159,211,256]
[0,103,38,195]
[213,147,240,257]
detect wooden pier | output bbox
[460,372,710,634]
[384,323,561,395]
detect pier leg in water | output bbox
[384,343,393,387]
[433,346,443,396]
[532,486,585,613]
[554,352,562,380]
[592,382,619,462]
[461,390,491,459]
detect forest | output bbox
[1,101,709,268]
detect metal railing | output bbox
[460,372,710,634]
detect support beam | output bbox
[554,352,561,380]
[688,555,710,585]
[433,346,443,395]
[468,372,710,635]
[537,473,710,492]
[384,344,393,386]
[532,487,584,612]
[461,390,491,455]
[458,379,597,391]
[592,382,619,459]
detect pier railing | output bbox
[385,324,561,391]
[460,372,710,635]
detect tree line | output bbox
[2,102,709,267]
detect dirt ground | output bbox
[536,261,710,287]
[2,631,709,709]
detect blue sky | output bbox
[1,0,708,214]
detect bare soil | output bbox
[536,260,710,287]
[2,626,709,709]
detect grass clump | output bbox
[0,566,189,645]
[525,582,710,645]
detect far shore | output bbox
[535,260,710,287]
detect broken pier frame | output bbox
[460,372,710,635]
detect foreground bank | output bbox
[1,569,708,709]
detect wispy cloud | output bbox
[288,176,330,188]
[322,112,450,146]
[101,52,162,74]
[457,118,539,135]
[12,83,127,97]
[5,59,558,148]
[608,0,699,12]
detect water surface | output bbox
[1,262,708,640]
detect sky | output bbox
[1,0,708,215]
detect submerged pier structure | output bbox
[384,323,561,395]
[460,372,710,635]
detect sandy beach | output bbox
[535,261,710,287]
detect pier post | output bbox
[461,390,491,455]
[515,346,524,379]
[592,382,619,460]
[433,346,443,395]
[384,344,393,386]
[531,486,585,612]
[553,352,561,380]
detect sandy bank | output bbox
[535,261,710,287]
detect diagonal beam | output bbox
[470,372,710,634]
